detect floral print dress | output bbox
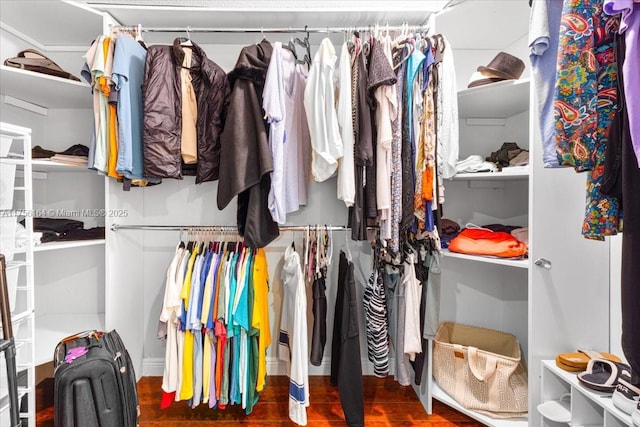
[554,0,621,239]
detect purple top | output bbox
[604,0,640,166]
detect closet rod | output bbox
[110,24,430,35]
[110,224,353,232]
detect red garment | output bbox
[448,228,528,258]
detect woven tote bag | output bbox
[433,322,528,418]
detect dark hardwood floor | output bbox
[37,376,483,426]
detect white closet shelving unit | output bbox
[426,76,531,427]
[0,3,107,424]
[540,360,633,427]
[0,122,35,426]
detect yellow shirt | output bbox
[180,330,194,401]
[251,248,271,392]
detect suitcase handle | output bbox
[60,330,103,343]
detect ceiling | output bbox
[0,0,529,50]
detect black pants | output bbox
[330,252,364,426]
[601,33,639,379]
[621,80,640,378]
[310,276,327,366]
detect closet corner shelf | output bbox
[35,313,105,365]
[33,239,106,253]
[432,383,529,427]
[451,168,530,181]
[31,159,92,172]
[458,78,530,119]
[0,65,91,109]
[441,249,529,269]
[542,360,633,426]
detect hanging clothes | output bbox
[90,35,110,173]
[278,245,310,426]
[142,39,229,183]
[529,0,563,168]
[436,35,459,181]
[389,52,406,253]
[415,41,436,232]
[554,0,621,239]
[350,41,376,241]
[263,42,312,225]
[368,38,398,241]
[601,30,640,385]
[399,45,425,233]
[604,0,640,167]
[336,42,356,207]
[217,40,279,248]
[304,38,343,183]
[159,243,186,407]
[363,266,389,377]
[179,45,198,165]
[111,34,157,186]
[158,239,269,415]
[402,251,422,362]
[331,251,364,427]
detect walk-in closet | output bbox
[1,1,636,426]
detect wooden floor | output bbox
[37,376,483,426]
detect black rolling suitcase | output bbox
[53,329,139,427]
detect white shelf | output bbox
[0,65,91,109]
[33,239,105,253]
[452,167,530,181]
[432,382,529,427]
[34,313,105,365]
[31,159,90,172]
[458,78,530,119]
[441,249,529,269]
[0,157,26,166]
[542,360,633,426]
[0,0,104,48]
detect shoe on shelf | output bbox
[577,359,632,393]
[612,369,640,414]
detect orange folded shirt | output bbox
[448,228,528,258]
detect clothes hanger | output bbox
[135,24,143,42]
[181,26,193,47]
[294,27,311,67]
[393,36,415,70]
[283,33,298,60]
[432,34,446,64]
[344,227,352,262]
[178,226,186,249]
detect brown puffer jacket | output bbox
[142,39,230,183]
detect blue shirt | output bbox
[112,34,150,180]
[529,0,563,168]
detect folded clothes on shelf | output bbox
[448,227,528,259]
[32,144,89,160]
[21,218,84,234]
[486,142,529,169]
[455,155,498,173]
